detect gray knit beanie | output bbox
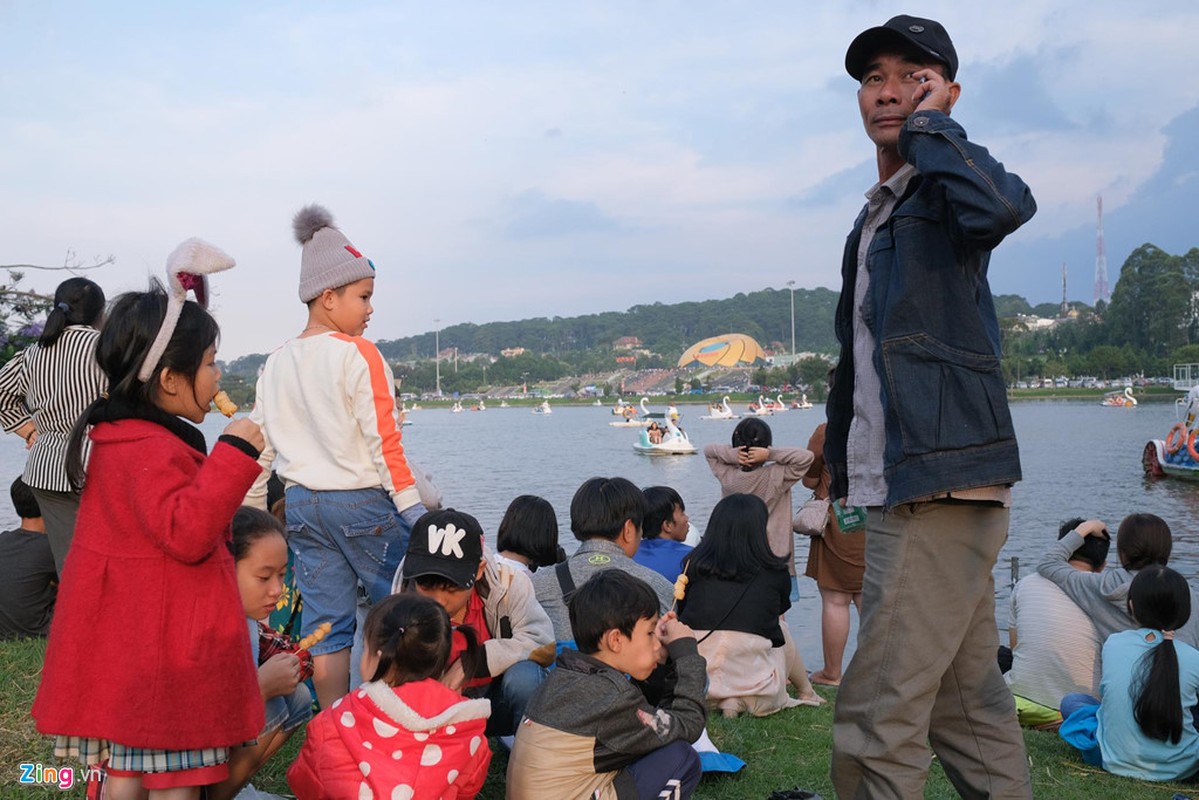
[293,204,377,303]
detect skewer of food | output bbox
[212,390,238,417]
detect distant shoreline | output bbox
[400,385,1182,410]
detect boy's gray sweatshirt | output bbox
[1036,530,1199,647]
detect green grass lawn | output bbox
[2,636,1194,799]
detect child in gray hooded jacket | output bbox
[1037,513,1199,647]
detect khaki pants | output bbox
[831,501,1031,799]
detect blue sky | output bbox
[2,1,1196,358]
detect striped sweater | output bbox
[0,327,106,492]
[247,332,420,513]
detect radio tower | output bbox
[1094,194,1109,305]
[1061,263,1068,317]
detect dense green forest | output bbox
[5,243,1197,402]
[214,243,1199,397]
[373,287,841,365]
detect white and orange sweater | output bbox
[247,332,421,513]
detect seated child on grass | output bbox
[0,477,56,640]
[1059,565,1199,782]
[679,494,824,717]
[211,506,312,800]
[532,476,675,642]
[632,485,692,583]
[507,570,707,799]
[392,508,555,740]
[288,593,492,799]
[495,494,564,574]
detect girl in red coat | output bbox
[288,593,493,800]
[32,240,266,799]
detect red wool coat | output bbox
[32,419,265,750]
[288,679,492,800]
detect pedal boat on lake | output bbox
[633,416,696,456]
[700,396,740,420]
[609,397,651,427]
[1144,386,1199,479]
[1102,387,1137,408]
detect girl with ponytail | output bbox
[0,277,106,572]
[288,593,493,799]
[1060,565,1199,781]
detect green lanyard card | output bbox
[833,501,867,533]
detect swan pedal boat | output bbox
[633,417,697,456]
[1101,387,1137,407]
[700,396,740,420]
[611,398,677,427]
[747,395,775,416]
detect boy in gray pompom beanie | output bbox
[293,204,376,303]
[246,202,429,710]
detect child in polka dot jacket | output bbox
[288,593,492,799]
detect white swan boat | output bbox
[747,395,775,416]
[472,399,486,411]
[632,416,697,456]
[609,397,655,427]
[450,400,464,413]
[499,400,510,408]
[532,400,552,415]
[1101,387,1137,408]
[700,396,740,420]
[609,397,646,426]
[791,393,814,410]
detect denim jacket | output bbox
[826,110,1036,508]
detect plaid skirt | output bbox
[54,735,229,773]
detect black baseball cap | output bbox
[402,508,485,588]
[845,15,958,82]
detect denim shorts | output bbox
[264,684,312,734]
[284,485,414,654]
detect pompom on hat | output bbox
[136,238,234,383]
[293,204,377,303]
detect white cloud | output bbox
[0,1,1196,357]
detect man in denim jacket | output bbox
[825,16,1036,799]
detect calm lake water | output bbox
[3,398,1193,670]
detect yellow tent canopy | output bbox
[677,333,766,367]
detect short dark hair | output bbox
[732,417,772,449]
[690,493,787,580]
[10,477,40,520]
[229,505,286,561]
[570,477,647,542]
[569,569,659,654]
[1117,513,1172,571]
[496,495,561,570]
[1059,517,1109,571]
[642,486,684,540]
